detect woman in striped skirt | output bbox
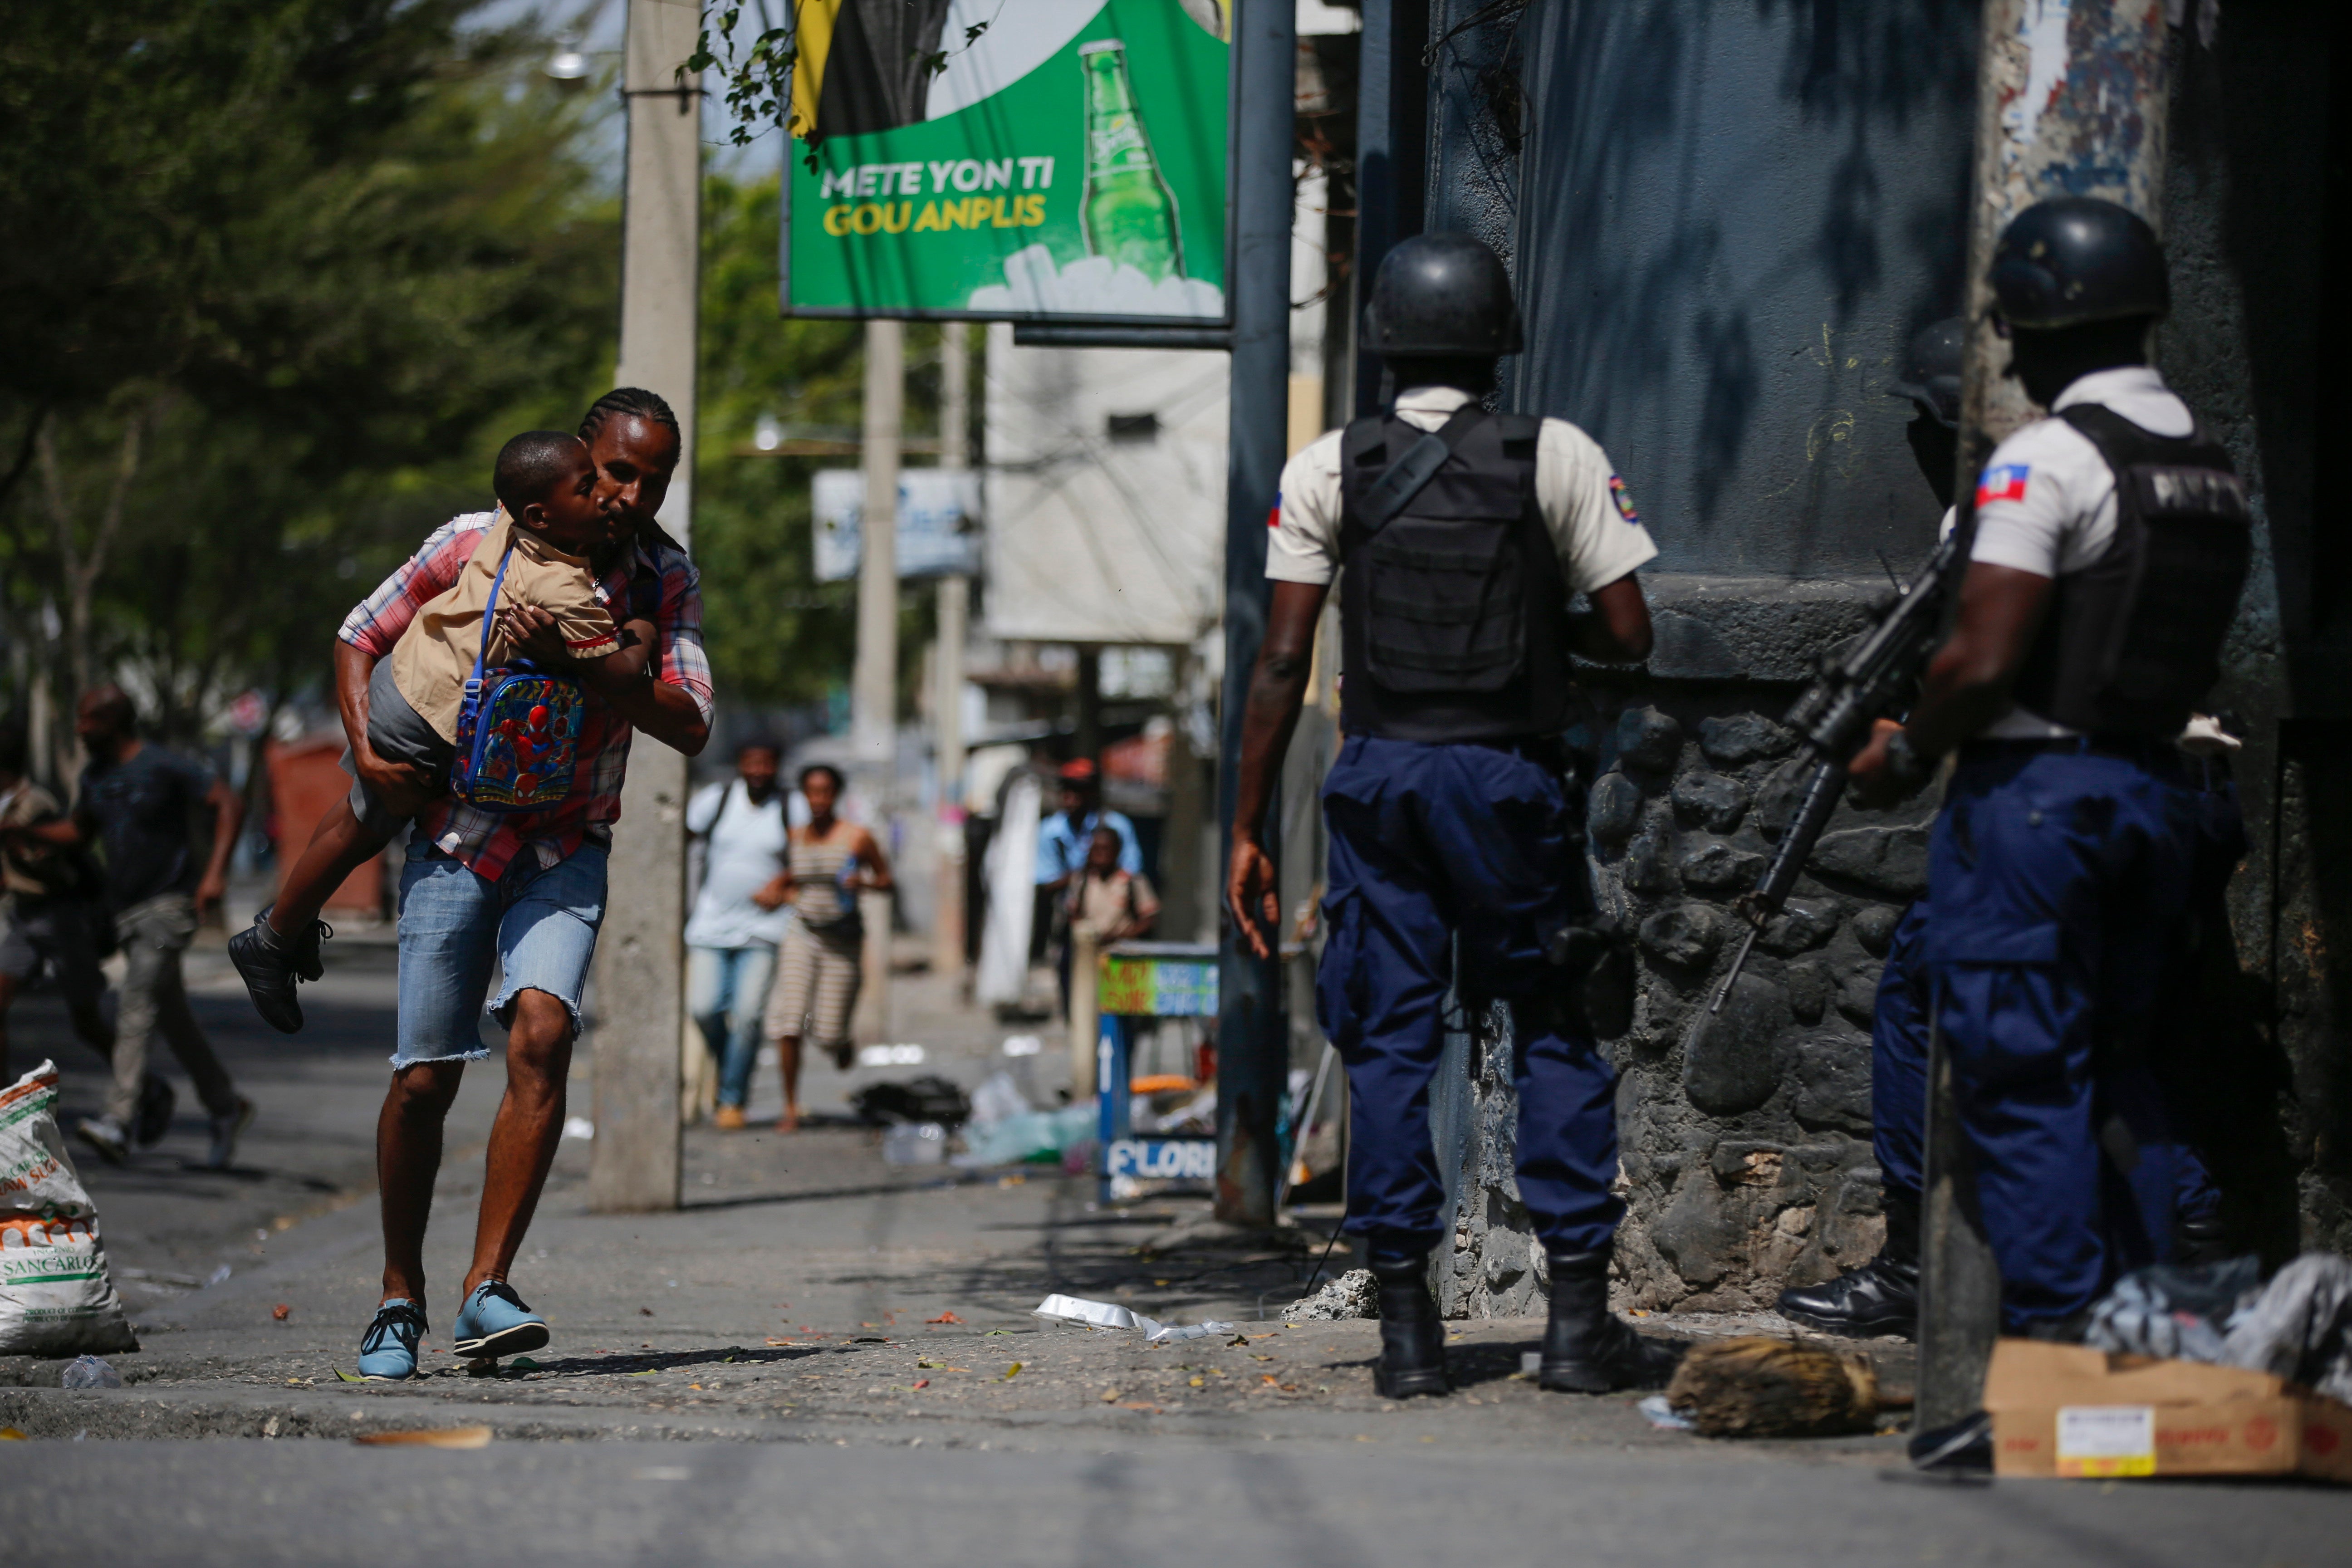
[762,763,892,1132]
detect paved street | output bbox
[4,925,2349,1566]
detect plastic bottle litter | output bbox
[1638,1393,1695,1431]
[60,1355,123,1390]
[882,1122,947,1166]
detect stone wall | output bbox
[1585,682,1934,1312]
[1424,579,1941,1316]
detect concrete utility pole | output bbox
[852,320,904,1046]
[934,322,971,980]
[1917,0,2175,1431]
[1214,0,1299,1228]
[590,0,701,1215]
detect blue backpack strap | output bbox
[468,546,518,691]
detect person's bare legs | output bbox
[269,799,394,937]
[378,1060,465,1305]
[461,989,573,1296]
[775,1033,802,1132]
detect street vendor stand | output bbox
[1093,941,1219,1200]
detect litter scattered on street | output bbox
[1664,1337,1878,1439]
[1638,1395,1695,1431]
[2087,1253,2352,1404]
[1031,1294,1235,1344]
[59,1354,123,1389]
[353,1425,492,1449]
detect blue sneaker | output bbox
[357,1298,430,1381]
[451,1280,549,1359]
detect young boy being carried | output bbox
[228,431,653,1032]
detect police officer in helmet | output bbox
[1846,197,2252,1337]
[1227,233,1675,1396]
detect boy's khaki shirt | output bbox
[389,511,619,742]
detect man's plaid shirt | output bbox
[338,510,714,881]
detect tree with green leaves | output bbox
[0,2,620,760]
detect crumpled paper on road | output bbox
[1031,1294,1235,1344]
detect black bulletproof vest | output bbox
[2009,403,2251,736]
[1337,409,1569,741]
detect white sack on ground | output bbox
[0,1061,138,1355]
[976,772,1041,1006]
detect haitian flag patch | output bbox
[1267,493,1282,529]
[1608,474,1642,524]
[1976,464,2031,506]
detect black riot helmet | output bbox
[1989,197,2169,330]
[1887,317,1964,429]
[1361,232,1524,357]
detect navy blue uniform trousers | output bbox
[1317,735,1621,1256]
[1920,742,2230,1328]
[1868,765,2238,1229]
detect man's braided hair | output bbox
[579,387,681,447]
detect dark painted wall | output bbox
[1502,0,1979,578]
[2163,2,2346,1255]
[1404,1,2347,1312]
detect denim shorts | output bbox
[392,839,608,1067]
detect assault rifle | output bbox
[1705,521,1970,1014]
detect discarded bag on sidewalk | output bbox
[2087,1253,2352,1404]
[851,1075,971,1128]
[1032,1293,1234,1344]
[0,1062,138,1356]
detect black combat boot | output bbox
[1539,1248,1682,1393]
[1775,1187,1921,1339]
[1368,1252,1450,1399]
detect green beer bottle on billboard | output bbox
[1079,40,1186,281]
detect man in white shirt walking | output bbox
[685,739,803,1129]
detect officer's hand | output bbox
[1225,834,1279,960]
[1845,718,1908,810]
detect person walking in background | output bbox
[1035,759,1141,1019]
[0,729,135,1107]
[686,738,802,1130]
[1034,759,1140,893]
[23,687,253,1169]
[762,763,891,1132]
[1066,824,1158,949]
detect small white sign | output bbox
[2057,1405,2156,1476]
[858,1043,928,1067]
[1106,1138,1216,1181]
[815,469,983,583]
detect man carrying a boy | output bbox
[259,391,710,1379]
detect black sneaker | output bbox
[133,1074,177,1148]
[227,909,329,1034]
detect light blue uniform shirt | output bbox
[1036,808,1142,885]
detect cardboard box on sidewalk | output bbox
[1984,1338,2352,1482]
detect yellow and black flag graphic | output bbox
[790,0,955,140]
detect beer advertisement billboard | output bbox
[782,0,1230,322]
